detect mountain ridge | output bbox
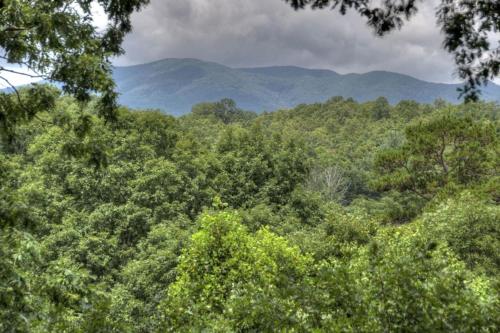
[112,58,500,115]
[4,58,500,115]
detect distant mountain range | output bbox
[112,58,500,115]
[3,58,500,115]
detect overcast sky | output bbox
[114,0,458,84]
[2,0,495,87]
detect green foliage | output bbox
[214,124,312,209]
[328,228,500,332]
[192,98,257,124]
[0,85,59,151]
[419,191,500,277]
[0,94,498,331]
[370,96,390,120]
[374,110,497,200]
[109,223,192,332]
[290,203,379,261]
[0,0,149,120]
[0,229,39,332]
[160,211,312,332]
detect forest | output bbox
[1,90,499,332]
[1,0,500,332]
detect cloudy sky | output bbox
[114,0,457,83]
[2,0,494,87]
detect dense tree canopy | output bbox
[1,94,498,331]
[284,0,500,102]
[1,1,499,331]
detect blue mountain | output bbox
[112,58,500,115]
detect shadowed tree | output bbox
[0,0,150,122]
[0,1,149,331]
[374,111,497,200]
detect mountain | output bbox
[5,58,500,115]
[112,58,500,115]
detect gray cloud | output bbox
[114,0,461,83]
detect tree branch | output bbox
[1,26,28,33]
[0,67,44,79]
[0,75,54,126]
[0,75,23,104]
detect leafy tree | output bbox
[284,0,500,101]
[214,124,311,209]
[0,0,149,123]
[191,98,256,124]
[160,211,312,332]
[289,203,378,261]
[303,226,499,332]
[348,229,499,332]
[0,85,59,152]
[419,191,500,277]
[109,223,192,333]
[374,111,497,200]
[371,96,390,120]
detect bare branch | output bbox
[0,66,44,79]
[0,75,23,104]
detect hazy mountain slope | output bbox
[114,59,294,114]
[6,58,498,115]
[112,58,500,115]
[238,67,500,105]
